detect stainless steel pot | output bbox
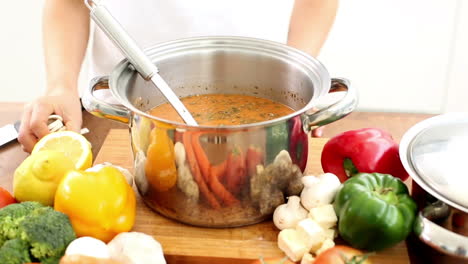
[82,37,358,227]
[400,113,468,259]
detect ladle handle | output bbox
[85,0,157,80]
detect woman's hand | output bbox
[18,90,82,153]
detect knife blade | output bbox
[0,120,20,147]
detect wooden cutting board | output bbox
[95,129,410,264]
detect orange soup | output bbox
[149,94,294,126]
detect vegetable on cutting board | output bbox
[54,166,136,243]
[0,201,76,264]
[314,245,372,264]
[273,196,308,230]
[334,173,417,251]
[321,128,409,182]
[64,237,110,259]
[300,173,341,211]
[107,232,166,264]
[274,172,341,263]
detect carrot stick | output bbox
[208,167,239,206]
[183,132,220,209]
[211,159,227,181]
[191,132,211,182]
[191,132,239,206]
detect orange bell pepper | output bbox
[54,166,136,242]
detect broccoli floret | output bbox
[0,201,43,246]
[0,238,32,264]
[18,206,76,261]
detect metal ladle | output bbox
[84,0,198,126]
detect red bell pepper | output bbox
[321,128,409,182]
[289,116,309,172]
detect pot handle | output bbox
[81,76,131,123]
[414,201,468,259]
[304,78,358,132]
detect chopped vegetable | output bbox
[321,128,409,182]
[300,173,341,210]
[334,173,417,251]
[273,196,308,230]
[308,204,338,229]
[107,232,166,264]
[296,218,326,252]
[277,229,308,262]
[0,202,76,264]
[54,167,136,243]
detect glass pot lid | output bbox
[399,113,468,213]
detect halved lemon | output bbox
[32,131,93,170]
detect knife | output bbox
[0,120,20,147]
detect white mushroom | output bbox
[107,232,166,264]
[273,196,308,230]
[300,173,341,210]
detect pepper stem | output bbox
[343,158,359,178]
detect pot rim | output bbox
[108,36,332,130]
[399,113,468,213]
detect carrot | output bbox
[191,132,239,206]
[191,131,211,182]
[211,159,227,181]
[183,132,220,209]
[208,166,239,206]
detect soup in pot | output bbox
[148,94,294,125]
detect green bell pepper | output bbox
[334,173,417,251]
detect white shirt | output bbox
[88,0,295,78]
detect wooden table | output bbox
[0,102,462,264]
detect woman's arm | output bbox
[18,0,90,152]
[287,0,338,57]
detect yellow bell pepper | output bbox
[54,166,136,242]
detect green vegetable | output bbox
[19,206,76,260]
[0,201,76,264]
[0,201,43,244]
[334,173,417,251]
[0,239,32,264]
[266,122,289,164]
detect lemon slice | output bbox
[32,131,93,170]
